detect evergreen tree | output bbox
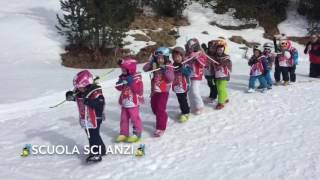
[151,0,188,18]
[56,0,89,48]
[56,0,137,51]
[298,0,320,34]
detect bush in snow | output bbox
[151,0,188,18]
[214,0,289,34]
[298,0,320,35]
[56,0,137,51]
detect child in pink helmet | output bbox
[115,57,144,143]
[66,70,106,162]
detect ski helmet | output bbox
[118,57,137,75]
[215,39,228,54]
[253,44,263,54]
[185,38,200,53]
[154,47,170,57]
[263,42,273,51]
[154,47,171,63]
[73,70,94,89]
[279,40,292,50]
[172,47,186,57]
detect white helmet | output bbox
[253,44,263,53]
[263,42,273,50]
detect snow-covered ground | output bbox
[1,1,320,180]
[278,0,309,37]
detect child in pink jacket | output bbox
[143,47,174,137]
[115,57,144,143]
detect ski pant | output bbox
[86,119,106,155]
[120,107,143,137]
[151,92,169,131]
[205,76,218,99]
[264,70,273,87]
[309,63,320,78]
[188,80,204,110]
[176,92,190,115]
[274,66,289,82]
[249,75,268,89]
[288,65,296,82]
[216,80,228,104]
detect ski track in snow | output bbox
[1,1,320,180]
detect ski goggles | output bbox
[264,47,272,51]
[280,41,288,48]
[154,50,166,57]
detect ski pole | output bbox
[49,100,67,108]
[50,69,114,109]
[49,91,79,109]
[115,73,142,87]
[148,52,201,74]
[203,53,220,65]
[84,106,90,139]
[94,68,115,82]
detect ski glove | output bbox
[116,79,123,85]
[181,66,192,76]
[66,91,75,101]
[127,76,134,86]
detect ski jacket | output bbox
[116,73,144,108]
[75,84,105,129]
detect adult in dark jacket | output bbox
[304,35,320,78]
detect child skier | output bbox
[66,70,106,162]
[115,57,144,143]
[262,42,276,88]
[275,49,292,86]
[143,47,174,137]
[172,46,192,123]
[274,39,299,84]
[185,38,208,115]
[211,40,232,110]
[247,45,269,93]
[204,40,218,103]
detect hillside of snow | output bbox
[1,1,320,180]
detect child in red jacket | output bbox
[115,57,144,143]
[143,47,174,137]
[66,70,106,162]
[172,47,192,122]
[185,38,208,115]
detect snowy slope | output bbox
[278,0,309,37]
[1,1,320,180]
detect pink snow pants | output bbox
[151,92,169,131]
[120,107,143,137]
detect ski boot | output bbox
[126,135,141,143]
[193,108,203,115]
[274,81,281,86]
[215,103,225,110]
[116,135,128,143]
[154,130,165,137]
[179,114,189,123]
[86,154,102,163]
[247,88,255,93]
